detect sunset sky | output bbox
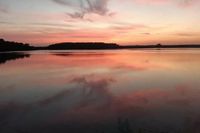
[0,0,200,45]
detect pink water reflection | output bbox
[0,50,200,133]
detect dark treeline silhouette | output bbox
[0,53,30,64]
[0,39,35,52]
[121,43,200,49]
[0,39,119,51]
[1,38,200,52]
[0,52,30,64]
[48,42,119,50]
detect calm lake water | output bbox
[0,49,200,133]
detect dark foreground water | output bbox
[0,49,200,133]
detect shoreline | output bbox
[1,38,200,52]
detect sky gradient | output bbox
[0,0,200,45]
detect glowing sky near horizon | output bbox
[0,0,200,45]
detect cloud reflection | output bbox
[1,78,200,132]
[38,74,115,107]
[1,51,200,133]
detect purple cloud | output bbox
[52,0,112,19]
[179,0,199,7]
[0,5,9,14]
[52,0,72,6]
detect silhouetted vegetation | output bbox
[0,52,30,64]
[120,43,200,49]
[48,42,120,50]
[1,38,200,52]
[0,39,35,52]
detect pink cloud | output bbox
[0,28,116,45]
[134,0,170,5]
[179,0,199,7]
[127,0,199,7]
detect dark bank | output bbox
[1,38,200,52]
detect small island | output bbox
[1,38,200,52]
[47,42,119,50]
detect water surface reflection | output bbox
[0,50,200,133]
[0,52,30,64]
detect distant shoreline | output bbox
[1,38,200,52]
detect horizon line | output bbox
[1,38,200,47]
